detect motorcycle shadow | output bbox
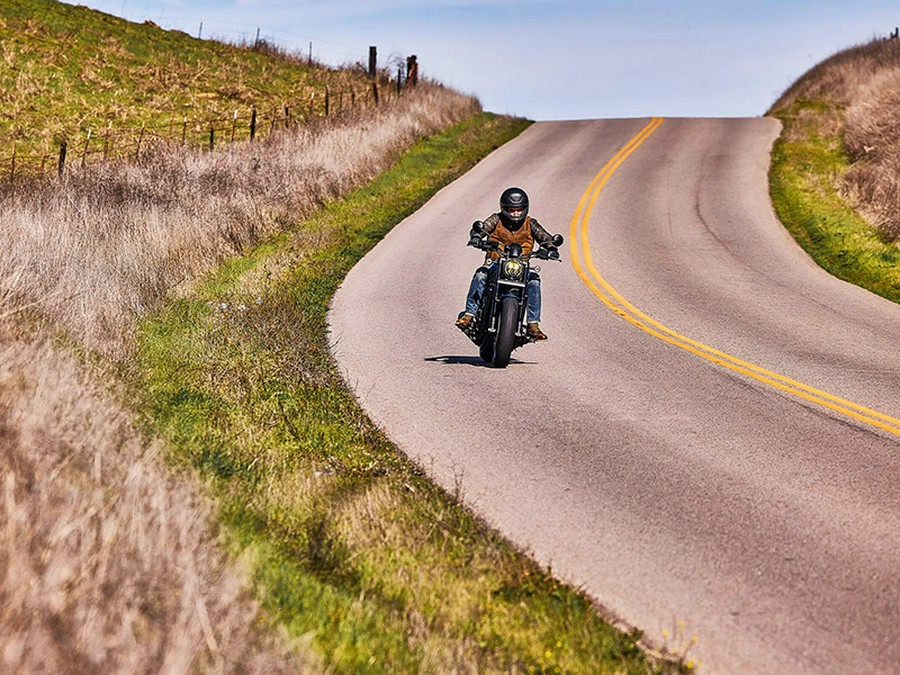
[423,355,537,368]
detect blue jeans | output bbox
[465,264,541,323]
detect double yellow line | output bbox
[570,117,900,437]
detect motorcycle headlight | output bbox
[502,259,524,281]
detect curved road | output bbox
[328,118,900,674]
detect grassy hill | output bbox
[767,37,900,303]
[0,0,375,170]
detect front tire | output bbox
[493,296,518,368]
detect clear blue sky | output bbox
[66,0,899,120]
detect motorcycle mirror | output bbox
[552,234,564,247]
[472,220,485,233]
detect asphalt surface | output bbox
[328,118,900,674]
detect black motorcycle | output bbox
[460,221,563,368]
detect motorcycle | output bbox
[459,221,563,368]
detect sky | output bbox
[65,0,900,121]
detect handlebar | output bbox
[467,237,560,261]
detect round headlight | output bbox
[503,260,524,280]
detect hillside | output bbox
[767,36,900,303]
[0,0,375,172]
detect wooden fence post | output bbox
[406,55,418,87]
[209,127,215,151]
[182,118,187,145]
[250,108,257,141]
[372,80,379,106]
[325,85,330,116]
[58,140,67,177]
[368,46,377,78]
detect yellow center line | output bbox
[569,117,900,436]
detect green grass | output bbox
[138,112,680,674]
[768,100,900,303]
[0,0,373,168]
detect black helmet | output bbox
[499,187,529,225]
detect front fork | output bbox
[490,285,527,336]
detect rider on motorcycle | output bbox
[455,187,560,340]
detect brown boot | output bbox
[455,313,474,330]
[526,322,547,341]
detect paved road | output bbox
[328,118,900,674]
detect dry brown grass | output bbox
[0,83,479,671]
[842,64,900,237]
[770,38,900,238]
[770,39,897,111]
[1,84,479,357]
[0,317,315,673]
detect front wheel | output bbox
[493,296,519,368]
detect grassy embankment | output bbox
[1,1,685,671]
[767,37,900,301]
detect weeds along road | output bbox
[328,118,900,674]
